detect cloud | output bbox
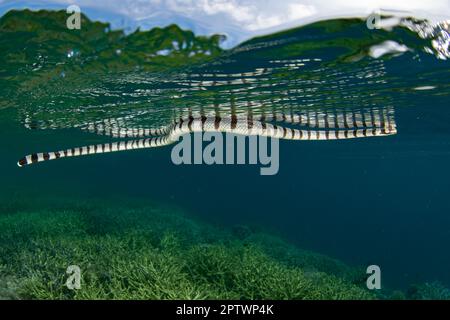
[1,0,449,46]
[254,3,316,30]
[159,0,318,31]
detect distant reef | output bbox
[0,9,225,73]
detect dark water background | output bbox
[1,11,450,291]
[3,99,450,290]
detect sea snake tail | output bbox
[258,108,395,130]
[17,135,174,167]
[170,115,397,140]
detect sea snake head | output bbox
[17,157,27,167]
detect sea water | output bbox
[1,10,450,299]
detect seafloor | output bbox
[0,198,447,300]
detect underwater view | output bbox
[1,1,450,303]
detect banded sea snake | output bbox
[17,109,397,167]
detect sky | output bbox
[1,0,449,47]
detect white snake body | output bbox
[17,109,397,167]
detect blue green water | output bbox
[1,10,450,299]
